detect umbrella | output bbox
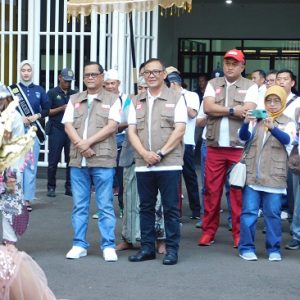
[67,0,192,94]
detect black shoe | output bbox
[163,252,178,265]
[190,216,201,220]
[65,189,72,196]
[128,250,156,262]
[47,188,56,197]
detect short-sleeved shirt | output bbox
[19,82,49,118]
[284,93,300,122]
[62,94,121,167]
[47,86,77,128]
[127,89,187,172]
[182,89,200,145]
[204,80,258,147]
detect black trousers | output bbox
[47,126,71,191]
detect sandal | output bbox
[116,241,134,251]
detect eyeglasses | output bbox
[266,79,275,84]
[83,73,102,79]
[142,70,164,77]
[265,99,281,105]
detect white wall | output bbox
[158,2,300,66]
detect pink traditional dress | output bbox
[0,245,57,299]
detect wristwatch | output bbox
[156,150,165,160]
[229,107,235,116]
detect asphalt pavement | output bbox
[4,168,300,300]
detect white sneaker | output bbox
[92,213,99,219]
[281,211,289,220]
[269,252,282,262]
[239,252,258,261]
[66,246,87,259]
[103,247,118,262]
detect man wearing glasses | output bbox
[127,58,187,265]
[62,61,121,262]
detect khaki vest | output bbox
[69,89,118,168]
[245,114,291,188]
[134,85,184,167]
[206,76,255,147]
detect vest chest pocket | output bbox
[233,91,246,106]
[73,111,84,129]
[160,110,174,128]
[96,111,109,128]
[136,115,145,130]
[215,93,225,105]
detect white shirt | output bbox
[62,94,121,166]
[182,89,200,145]
[196,101,207,140]
[204,80,258,147]
[256,84,267,110]
[283,92,300,122]
[119,93,132,124]
[127,89,187,172]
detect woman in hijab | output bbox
[18,61,49,211]
[238,85,296,262]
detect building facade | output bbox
[0,0,157,166]
[1,0,300,165]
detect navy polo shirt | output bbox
[19,82,50,118]
[47,86,76,128]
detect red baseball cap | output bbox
[224,49,245,63]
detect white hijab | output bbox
[19,60,33,86]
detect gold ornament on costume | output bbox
[0,98,36,172]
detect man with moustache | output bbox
[63,61,121,262]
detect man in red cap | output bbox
[198,49,258,248]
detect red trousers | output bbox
[202,146,243,240]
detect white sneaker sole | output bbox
[103,257,118,262]
[66,250,87,259]
[239,254,258,261]
[269,257,282,262]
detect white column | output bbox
[28,0,41,83]
[111,11,119,69]
[118,13,126,90]
[27,0,34,63]
[90,5,98,61]
[151,7,159,58]
[99,14,107,66]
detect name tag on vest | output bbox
[165,104,175,108]
[8,84,46,145]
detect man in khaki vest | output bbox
[127,58,187,265]
[198,49,258,248]
[62,61,121,262]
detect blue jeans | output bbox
[70,167,116,250]
[239,186,282,254]
[23,136,40,201]
[291,174,300,241]
[200,141,232,223]
[136,170,181,254]
[182,144,201,218]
